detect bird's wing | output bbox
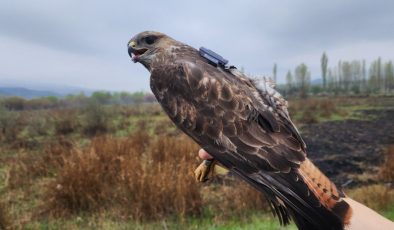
[150,60,348,230]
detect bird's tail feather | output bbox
[232,159,352,230]
[299,159,353,226]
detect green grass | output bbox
[24,206,394,230]
[24,213,297,230]
[15,203,394,229]
[380,205,394,221]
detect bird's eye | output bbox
[144,36,157,45]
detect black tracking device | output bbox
[199,47,229,67]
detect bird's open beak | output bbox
[128,41,148,63]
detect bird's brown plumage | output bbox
[127,31,352,230]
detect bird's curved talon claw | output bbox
[194,159,215,183]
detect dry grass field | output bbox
[0,96,393,229]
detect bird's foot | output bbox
[194,159,216,183]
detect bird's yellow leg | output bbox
[194,159,230,182]
[194,159,216,182]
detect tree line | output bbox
[0,91,157,111]
[2,53,393,111]
[278,53,394,98]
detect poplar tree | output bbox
[321,52,328,89]
[273,63,277,83]
[295,63,310,98]
[286,70,293,94]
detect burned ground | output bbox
[302,108,394,187]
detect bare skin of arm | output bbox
[195,149,394,230]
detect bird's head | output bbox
[127,31,180,70]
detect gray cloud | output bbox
[0,0,393,91]
[0,2,98,54]
[268,1,394,51]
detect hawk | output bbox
[127,31,352,230]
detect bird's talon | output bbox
[194,159,215,183]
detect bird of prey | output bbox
[127,31,352,230]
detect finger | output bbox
[198,149,213,160]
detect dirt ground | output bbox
[301,108,394,187]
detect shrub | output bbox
[201,180,269,221]
[81,101,111,136]
[25,97,59,110]
[288,98,340,124]
[8,137,74,188]
[41,133,203,220]
[39,132,272,222]
[25,111,50,137]
[0,105,21,143]
[347,184,394,211]
[379,145,394,182]
[53,109,79,135]
[154,119,175,135]
[0,202,11,230]
[319,99,337,118]
[300,108,319,124]
[1,97,26,110]
[91,91,112,104]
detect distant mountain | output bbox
[0,79,95,98]
[0,87,61,99]
[311,78,323,85]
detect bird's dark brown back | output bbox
[148,45,351,230]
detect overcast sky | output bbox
[1,0,393,92]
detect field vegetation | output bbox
[0,94,393,229]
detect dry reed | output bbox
[347,184,394,211]
[379,145,394,182]
[41,132,203,220]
